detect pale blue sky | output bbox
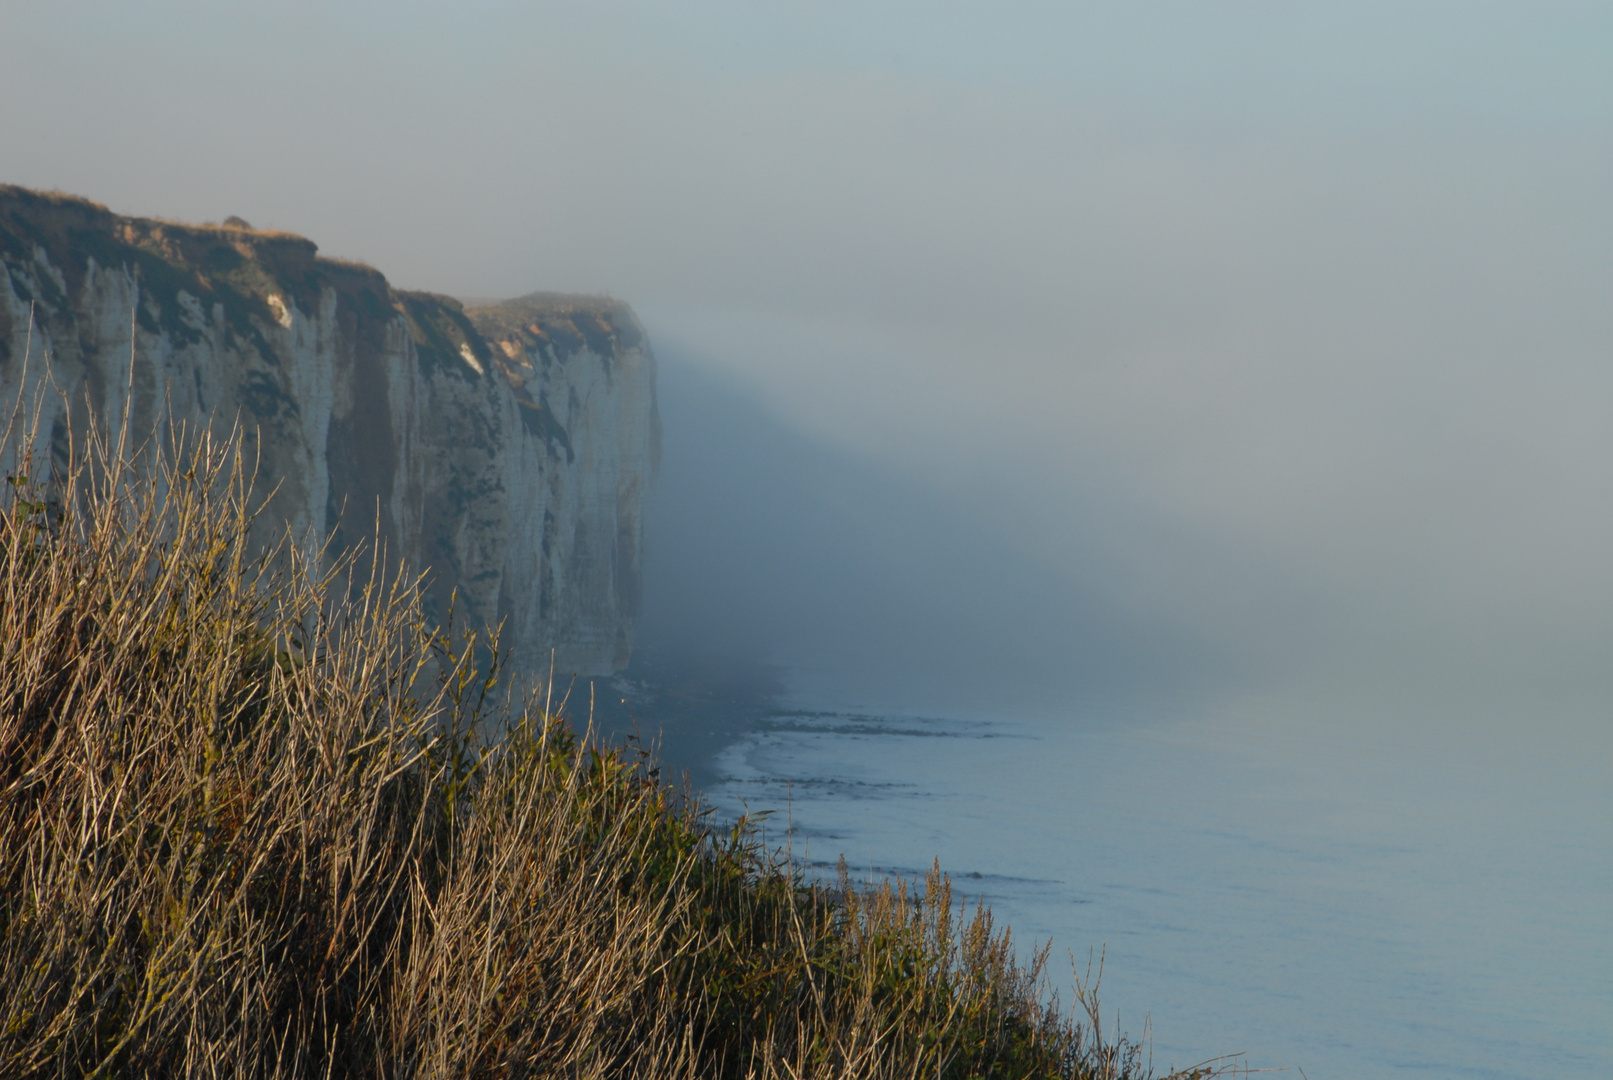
[12,2,1611,124]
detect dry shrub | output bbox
[0,399,1218,1079]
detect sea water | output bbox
[699,684,1612,1079]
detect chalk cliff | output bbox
[0,186,657,678]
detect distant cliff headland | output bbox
[0,185,658,679]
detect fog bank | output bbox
[635,351,1228,718]
[5,1,1612,711]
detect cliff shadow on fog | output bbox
[0,184,658,684]
[587,349,1228,783]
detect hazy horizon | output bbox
[5,2,1612,713]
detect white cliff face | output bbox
[0,187,656,679]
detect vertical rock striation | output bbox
[0,185,657,678]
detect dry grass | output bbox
[0,395,1223,1078]
[0,185,113,213]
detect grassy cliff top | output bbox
[0,184,392,363]
[0,185,647,373]
[464,290,646,356]
[0,184,326,294]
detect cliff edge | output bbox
[0,185,658,678]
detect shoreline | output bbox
[560,648,787,793]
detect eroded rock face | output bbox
[0,185,657,678]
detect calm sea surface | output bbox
[697,682,1612,1079]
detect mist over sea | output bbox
[618,347,1613,1080]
